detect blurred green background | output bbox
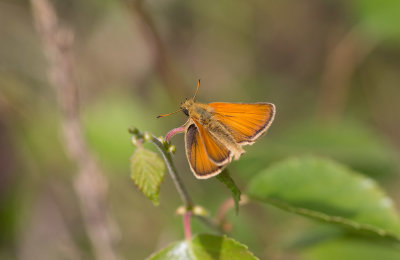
[1,0,400,259]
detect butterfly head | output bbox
[180,98,194,117]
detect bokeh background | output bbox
[1,0,400,259]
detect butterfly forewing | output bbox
[185,124,223,179]
[209,102,275,145]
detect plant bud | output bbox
[143,132,152,142]
[158,136,165,143]
[131,136,138,146]
[193,205,208,216]
[128,127,139,135]
[168,145,176,154]
[176,206,186,215]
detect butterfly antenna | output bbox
[193,79,200,100]
[157,108,182,118]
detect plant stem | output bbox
[165,126,185,143]
[150,135,193,209]
[130,128,224,233]
[183,212,192,240]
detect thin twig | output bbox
[216,195,249,222]
[126,0,189,101]
[165,126,185,143]
[30,0,118,259]
[154,132,225,232]
[130,127,224,233]
[149,135,193,209]
[183,212,192,240]
[317,28,377,119]
[215,195,249,232]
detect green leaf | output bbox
[130,147,165,205]
[301,236,400,260]
[247,156,400,241]
[234,120,398,179]
[217,170,241,214]
[148,234,258,260]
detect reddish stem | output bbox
[136,139,143,149]
[165,126,185,143]
[183,211,192,240]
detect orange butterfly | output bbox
[158,80,275,179]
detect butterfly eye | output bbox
[182,108,189,116]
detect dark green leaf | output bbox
[130,148,165,205]
[217,170,241,214]
[247,156,400,241]
[149,234,258,260]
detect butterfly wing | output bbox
[192,118,232,165]
[185,123,223,179]
[209,102,275,145]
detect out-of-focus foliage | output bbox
[1,0,400,258]
[83,93,160,172]
[352,0,400,42]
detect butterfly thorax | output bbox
[181,100,244,159]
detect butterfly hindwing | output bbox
[192,119,232,165]
[185,124,223,179]
[209,102,275,145]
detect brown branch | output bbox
[30,0,118,259]
[126,0,189,101]
[317,28,377,120]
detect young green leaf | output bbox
[148,234,258,260]
[247,156,400,242]
[130,147,165,205]
[217,170,241,214]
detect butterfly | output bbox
[158,80,275,179]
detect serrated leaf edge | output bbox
[147,234,259,260]
[130,148,166,205]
